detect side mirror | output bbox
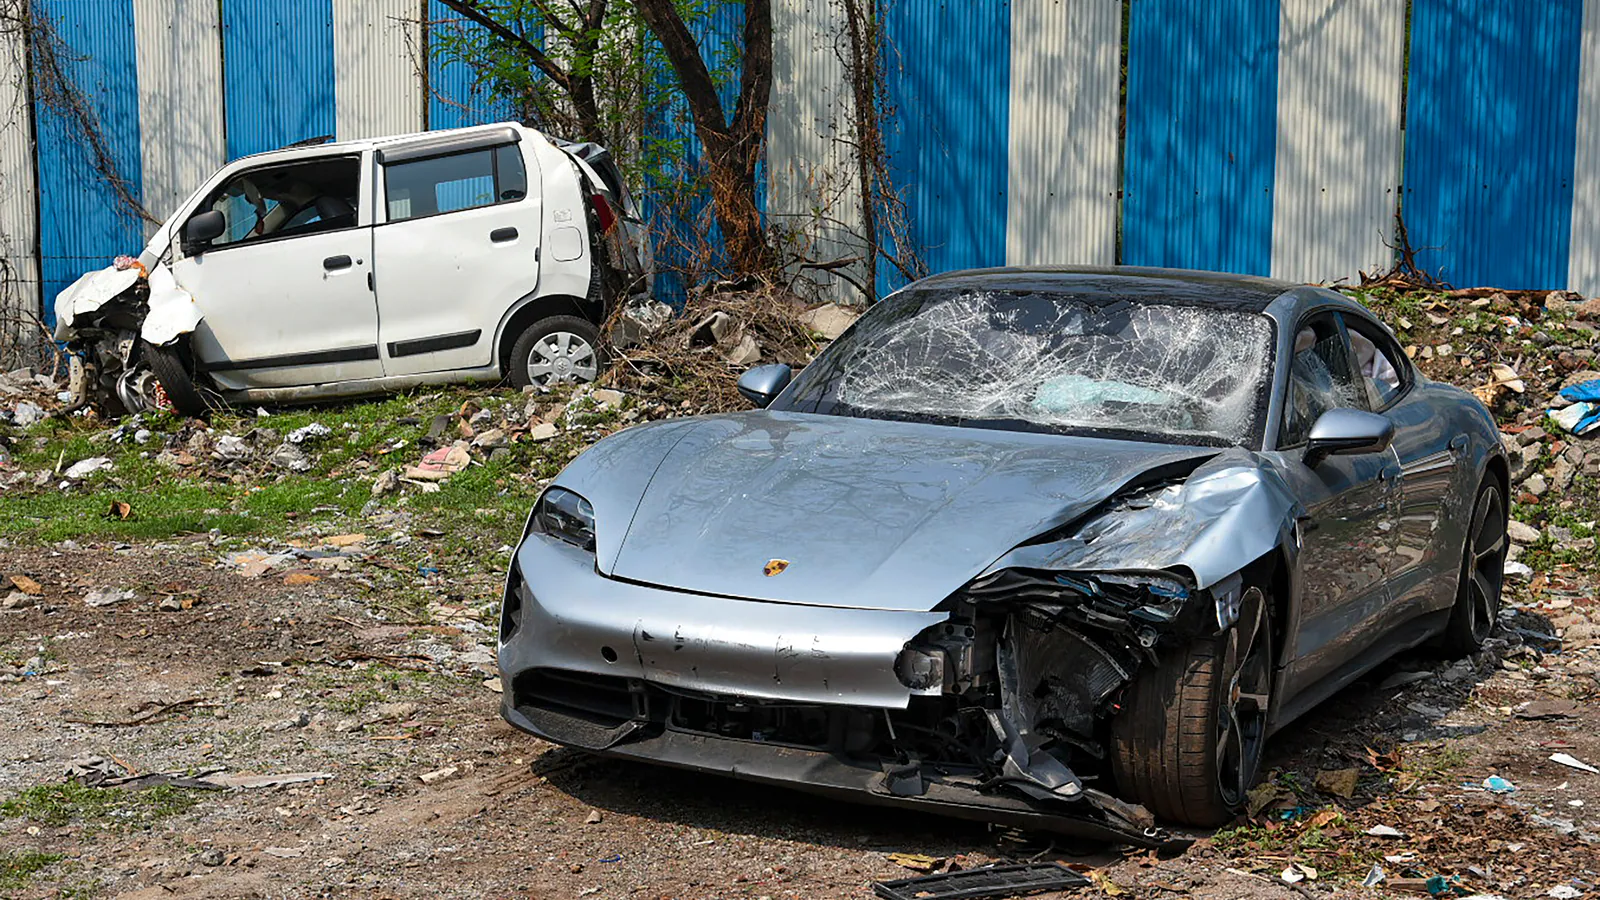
[1304,408,1394,466]
[736,364,792,408]
[181,210,226,253]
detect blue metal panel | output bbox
[427,0,520,130]
[879,0,1010,296]
[1123,0,1279,275]
[33,0,146,320]
[643,2,761,305]
[221,0,335,159]
[1403,0,1581,289]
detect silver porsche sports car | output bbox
[498,267,1508,845]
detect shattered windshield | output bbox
[774,288,1276,446]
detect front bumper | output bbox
[498,536,1185,849]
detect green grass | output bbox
[0,782,201,829]
[0,851,65,892]
[0,384,592,549]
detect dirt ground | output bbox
[2,537,1596,900]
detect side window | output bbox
[384,144,527,223]
[200,157,361,249]
[1342,315,1408,409]
[1281,313,1367,448]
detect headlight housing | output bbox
[532,486,596,551]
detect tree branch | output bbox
[635,0,729,142]
[436,0,571,89]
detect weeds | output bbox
[0,851,65,891]
[0,782,200,829]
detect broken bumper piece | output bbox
[498,536,1188,849]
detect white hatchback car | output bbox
[53,123,645,416]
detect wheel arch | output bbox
[494,293,596,376]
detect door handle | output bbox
[323,255,353,271]
[489,227,518,243]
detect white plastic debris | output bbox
[287,422,332,444]
[1365,824,1405,838]
[13,401,43,426]
[1548,887,1582,900]
[1549,752,1600,775]
[63,457,112,479]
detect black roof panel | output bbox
[906,266,1297,313]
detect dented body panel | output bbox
[499,266,1507,840]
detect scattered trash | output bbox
[104,499,133,520]
[482,677,503,693]
[404,442,471,481]
[887,853,943,873]
[1548,887,1583,900]
[203,771,333,789]
[212,435,252,462]
[1281,866,1305,884]
[1366,824,1406,837]
[584,809,603,825]
[5,574,42,595]
[1549,378,1600,435]
[1482,775,1517,793]
[13,400,43,426]
[63,457,112,479]
[418,766,458,785]
[1363,864,1387,887]
[1550,753,1600,775]
[287,422,331,444]
[269,443,313,472]
[872,863,1090,900]
[82,587,137,608]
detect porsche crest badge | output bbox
[764,559,790,577]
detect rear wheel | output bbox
[1110,585,1272,827]
[141,340,211,417]
[508,316,602,389]
[1442,481,1507,655]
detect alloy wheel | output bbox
[527,331,599,386]
[1216,586,1271,810]
[1465,488,1507,644]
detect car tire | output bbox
[1109,585,1273,827]
[509,316,603,389]
[141,340,211,418]
[1441,481,1508,655]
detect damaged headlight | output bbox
[532,487,596,551]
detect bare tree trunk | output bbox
[840,0,879,297]
[637,0,773,273]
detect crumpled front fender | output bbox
[140,264,202,346]
[983,448,1303,589]
[52,266,141,340]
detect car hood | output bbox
[596,411,1218,611]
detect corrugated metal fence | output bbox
[6,0,1600,322]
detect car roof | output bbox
[228,122,534,167]
[907,265,1301,314]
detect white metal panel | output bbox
[1006,0,1120,267]
[134,0,226,231]
[1270,0,1405,284]
[334,0,424,142]
[0,24,38,319]
[768,0,867,303]
[1571,0,1600,295]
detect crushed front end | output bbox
[499,522,1234,848]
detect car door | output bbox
[1341,312,1460,625]
[169,153,381,389]
[371,134,544,377]
[1275,311,1401,692]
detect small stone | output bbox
[198,849,224,867]
[1507,520,1542,544]
[157,596,183,612]
[799,303,861,340]
[1504,560,1533,580]
[83,587,137,607]
[64,457,113,479]
[1524,474,1548,496]
[528,422,559,442]
[371,469,399,497]
[584,809,603,825]
[1,591,34,610]
[591,389,624,408]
